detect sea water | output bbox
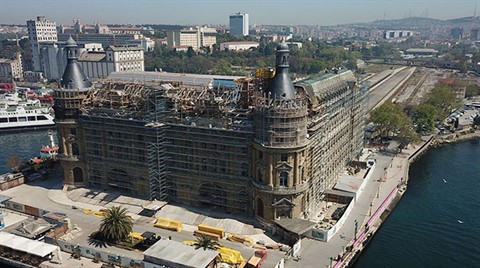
[355,138,480,267]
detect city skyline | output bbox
[1,0,479,26]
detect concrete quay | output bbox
[288,137,432,268]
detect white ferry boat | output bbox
[0,99,55,131]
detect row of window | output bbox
[0,115,49,123]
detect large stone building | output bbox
[27,16,58,71]
[40,42,103,80]
[54,41,367,223]
[39,42,144,80]
[79,45,144,78]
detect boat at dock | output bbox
[0,99,55,131]
[39,130,59,159]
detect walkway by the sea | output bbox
[289,139,427,267]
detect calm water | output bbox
[0,130,55,174]
[355,138,480,268]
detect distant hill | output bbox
[368,17,445,28]
[445,16,480,24]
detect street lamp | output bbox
[354,219,358,240]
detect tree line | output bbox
[370,80,463,145]
[143,38,382,76]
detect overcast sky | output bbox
[1,0,479,26]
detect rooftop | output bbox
[108,71,245,87]
[107,45,143,51]
[79,51,106,62]
[406,48,438,53]
[333,175,364,194]
[221,41,259,45]
[143,239,218,268]
[275,218,316,235]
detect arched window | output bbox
[257,198,264,218]
[258,168,263,183]
[279,171,289,187]
[73,167,83,183]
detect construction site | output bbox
[55,42,368,224]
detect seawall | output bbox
[340,131,479,267]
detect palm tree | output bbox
[193,235,219,250]
[97,206,133,243]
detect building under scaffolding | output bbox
[54,40,367,223]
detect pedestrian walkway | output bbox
[290,141,420,268]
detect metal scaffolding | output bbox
[146,89,168,201]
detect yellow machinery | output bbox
[197,224,225,239]
[183,241,245,264]
[154,217,182,232]
[227,234,253,247]
[82,208,107,218]
[128,232,145,241]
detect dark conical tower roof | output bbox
[61,36,91,90]
[266,40,295,100]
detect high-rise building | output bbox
[27,16,58,71]
[229,13,249,36]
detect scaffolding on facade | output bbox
[146,89,168,201]
[253,90,308,148]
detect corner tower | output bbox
[53,36,91,186]
[251,41,309,223]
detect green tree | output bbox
[465,84,480,98]
[426,85,462,119]
[412,103,438,133]
[397,124,419,150]
[187,47,196,58]
[193,235,219,250]
[370,103,411,138]
[98,206,133,243]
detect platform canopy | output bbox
[0,232,60,257]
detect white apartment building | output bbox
[229,13,249,36]
[220,41,259,51]
[0,53,23,82]
[384,30,414,40]
[105,45,144,72]
[167,27,217,51]
[27,16,58,71]
[127,37,155,52]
